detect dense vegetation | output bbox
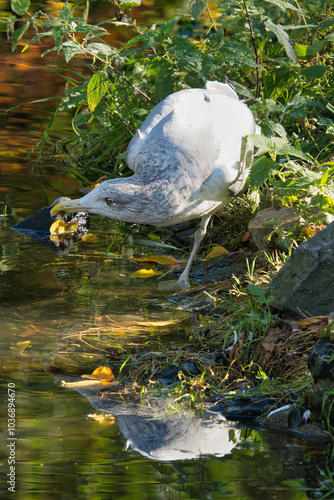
[3,0,334,226]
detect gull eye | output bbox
[106,199,115,207]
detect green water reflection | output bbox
[0,373,309,500]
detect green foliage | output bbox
[3,0,334,216]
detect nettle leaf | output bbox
[294,44,307,58]
[52,26,68,52]
[301,65,327,80]
[260,118,287,139]
[10,0,30,16]
[158,16,180,38]
[306,41,325,55]
[265,0,307,15]
[21,31,53,52]
[12,20,30,51]
[87,71,109,112]
[119,0,141,7]
[75,108,93,126]
[86,42,115,55]
[59,90,85,111]
[191,0,207,20]
[251,135,310,161]
[264,18,299,64]
[208,27,225,49]
[319,17,334,30]
[76,23,108,35]
[6,15,17,36]
[59,2,73,22]
[249,157,279,188]
[41,19,62,28]
[223,41,258,68]
[169,36,202,62]
[62,40,84,63]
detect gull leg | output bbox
[178,214,212,290]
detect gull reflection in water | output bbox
[61,377,240,461]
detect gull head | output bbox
[50,179,153,224]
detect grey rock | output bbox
[267,222,334,317]
[248,207,299,250]
[308,338,334,382]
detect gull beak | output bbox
[50,198,87,216]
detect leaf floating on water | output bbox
[129,254,181,265]
[135,319,179,327]
[88,413,116,425]
[61,379,114,390]
[50,219,79,236]
[82,233,98,243]
[91,366,114,381]
[10,340,30,354]
[81,366,115,386]
[130,269,164,278]
[205,246,229,260]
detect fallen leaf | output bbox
[88,413,116,425]
[49,233,67,242]
[82,233,98,243]
[91,366,114,381]
[81,366,115,386]
[297,316,330,331]
[205,246,229,260]
[129,254,181,265]
[62,379,116,389]
[241,231,251,242]
[50,219,79,236]
[130,269,163,278]
[135,320,178,327]
[10,340,30,354]
[304,225,326,237]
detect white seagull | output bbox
[51,81,260,289]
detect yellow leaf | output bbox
[130,269,163,278]
[88,413,116,425]
[92,366,114,381]
[81,366,115,386]
[205,246,229,260]
[304,226,317,237]
[136,320,178,327]
[10,340,30,353]
[50,233,66,242]
[297,316,329,331]
[129,254,180,265]
[82,233,98,243]
[304,225,325,237]
[50,220,79,236]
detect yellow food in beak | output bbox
[50,199,85,216]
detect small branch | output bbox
[205,5,218,35]
[243,0,260,97]
[82,45,152,102]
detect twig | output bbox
[82,45,152,102]
[243,0,260,97]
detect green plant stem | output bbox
[82,45,152,102]
[242,0,260,97]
